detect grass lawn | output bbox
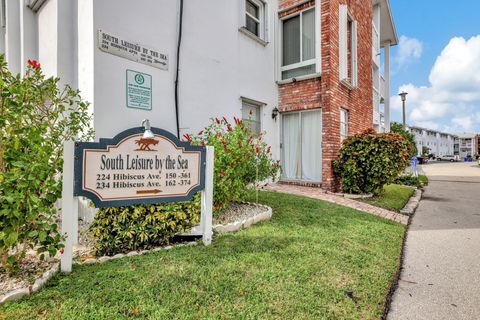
[364,184,415,212]
[1,192,405,320]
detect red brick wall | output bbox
[278,0,373,191]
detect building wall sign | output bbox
[74,127,205,208]
[126,70,152,110]
[98,29,168,70]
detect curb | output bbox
[382,188,424,319]
[400,189,423,215]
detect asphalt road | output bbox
[388,162,480,319]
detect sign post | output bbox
[411,156,418,177]
[60,141,78,273]
[60,122,213,273]
[200,146,214,245]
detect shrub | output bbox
[0,56,93,272]
[394,174,428,188]
[90,194,200,256]
[187,117,281,214]
[334,129,411,194]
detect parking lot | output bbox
[420,161,480,177]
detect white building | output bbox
[454,133,479,158]
[0,0,397,190]
[408,126,456,157]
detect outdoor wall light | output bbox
[272,107,279,121]
[142,119,155,139]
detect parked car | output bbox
[417,156,429,164]
[437,155,459,162]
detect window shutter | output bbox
[338,5,348,82]
[352,20,358,87]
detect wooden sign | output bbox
[74,127,205,208]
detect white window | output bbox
[242,99,262,135]
[339,5,358,88]
[281,7,316,80]
[242,0,267,41]
[340,108,349,141]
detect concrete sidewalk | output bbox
[388,165,480,319]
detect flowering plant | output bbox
[185,117,280,214]
[0,55,93,272]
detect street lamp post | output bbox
[399,91,408,129]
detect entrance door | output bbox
[281,110,322,182]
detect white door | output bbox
[282,110,322,181]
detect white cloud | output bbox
[391,35,480,133]
[394,35,423,70]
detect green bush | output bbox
[0,56,92,272]
[334,129,411,194]
[394,174,428,188]
[390,122,417,156]
[188,117,281,213]
[90,195,200,256]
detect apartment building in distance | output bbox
[0,0,397,191]
[454,133,479,158]
[408,126,456,157]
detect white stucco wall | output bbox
[37,0,57,77]
[91,0,279,157]
[1,0,280,160]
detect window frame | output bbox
[241,97,264,136]
[279,7,317,80]
[240,0,268,44]
[340,108,349,141]
[339,5,358,88]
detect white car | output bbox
[437,155,459,162]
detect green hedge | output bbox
[89,194,200,256]
[334,129,411,194]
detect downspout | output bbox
[174,0,184,138]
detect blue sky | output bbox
[388,0,480,134]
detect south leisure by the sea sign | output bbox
[74,127,206,207]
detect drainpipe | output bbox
[174,0,184,138]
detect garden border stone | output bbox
[400,189,423,215]
[0,263,59,305]
[213,201,272,234]
[330,192,374,199]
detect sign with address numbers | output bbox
[74,127,206,208]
